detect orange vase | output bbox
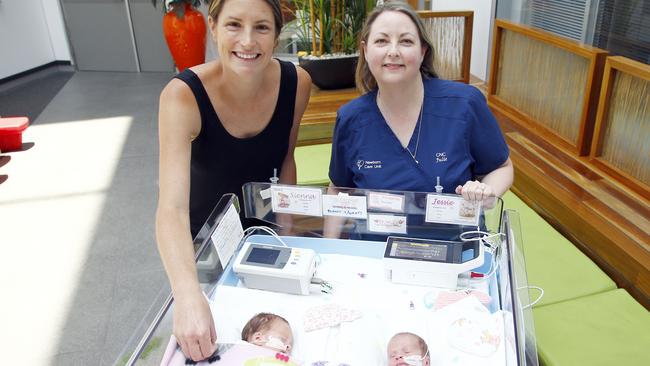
[162,3,207,71]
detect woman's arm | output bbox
[455,157,514,201]
[156,79,216,362]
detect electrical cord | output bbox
[459,230,505,252]
[242,225,288,247]
[519,285,544,309]
[462,230,543,310]
[310,277,333,294]
[459,230,505,280]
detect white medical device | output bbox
[383,236,484,289]
[233,241,317,295]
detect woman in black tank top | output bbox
[155,0,312,362]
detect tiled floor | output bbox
[0,71,174,365]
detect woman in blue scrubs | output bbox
[329,1,513,201]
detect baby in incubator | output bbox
[387,332,430,366]
[242,312,294,354]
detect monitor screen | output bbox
[246,247,280,265]
[390,240,448,261]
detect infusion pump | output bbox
[233,242,317,295]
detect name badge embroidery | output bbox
[356,159,383,169]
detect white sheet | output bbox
[209,254,513,366]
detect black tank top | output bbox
[174,60,298,236]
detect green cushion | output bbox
[502,192,616,307]
[533,289,650,366]
[295,143,331,186]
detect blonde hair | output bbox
[355,0,437,93]
[208,0,284,38]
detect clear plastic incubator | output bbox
[117,182,539,366]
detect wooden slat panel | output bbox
[590,56,650,198]
[497,29,589,146]
[488,19,608,155]
[418,11,473,84]
[600,72,650,184]
[421,16,465,81]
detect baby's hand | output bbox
[455,180,494,201]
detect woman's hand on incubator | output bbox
[455,180,495,201]
[173,289,217,362]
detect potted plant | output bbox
[285,0,376,89]
[151,0,208,71]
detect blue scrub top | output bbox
[329,78,509,193]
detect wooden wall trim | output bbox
[493,19,608,58]
[606,56,650,81]
[577,51,607,155]
[417,10,474,18]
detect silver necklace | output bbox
[407,102,424,164]
[378,92,425,164]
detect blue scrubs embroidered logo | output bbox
[357,160,365,170]
[435,152,448,163]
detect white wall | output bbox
[430,0,496,81]
[42,0,72,61]
[0,0,71,80]
[198,3,218,62]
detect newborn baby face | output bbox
[387,334,429,366]
[250,319,294,354]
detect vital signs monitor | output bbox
[233,242,317,295]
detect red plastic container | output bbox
[0,117,30,152]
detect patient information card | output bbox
[425,194,481,226]
[322,194,367,219]
[210,203,244,266]
[271,186,323,216]
[367,191,405,212]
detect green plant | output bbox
[285,0,376,56]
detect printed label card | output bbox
[322,194,367,219]
[210,203,244,274]
[425,194,481,226]
[270,186,322,217]
[367,191,405,212]
[367,213,407,234]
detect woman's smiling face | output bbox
[210,0,278,75]
[363,10,426,87]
